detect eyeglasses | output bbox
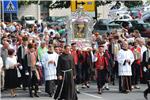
[98,46,104,48]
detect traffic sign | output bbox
[71,0,95,12]
[3,0,18,13]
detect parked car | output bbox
[42,16,67,26]
[142,13,150,23]
[135,22,150,37]
[20,15,36,27]
[115,14,133,20]
[109,19,139,33]
[108,6,129,19]
[93,23,122,35]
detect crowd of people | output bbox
[0,21,150,100]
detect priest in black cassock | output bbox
[54,45,78,100]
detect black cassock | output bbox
[54,53,78,100]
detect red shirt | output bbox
[71,50,78,65]
[95,53,105,70]
[131,47,141,64]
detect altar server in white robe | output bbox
[42,44,59,97]
[117,41,134,93]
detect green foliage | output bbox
[124,1,143,8]
[18,0,38,8]
[96,1,112,6]
[147,0,150,3]
[49,1,111,9]
[49,1,71,9]
[18,0,112,9]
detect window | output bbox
[25,17,35,20]
[99,25,107,30]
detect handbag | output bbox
[17,68,21,78]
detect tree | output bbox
[49,1,70,9]
[18,0,38,8]
[147,0,150,3]
[18,0,112,9]
[49,0,112,9]
[95,1,112,6]
[124,1,143,8]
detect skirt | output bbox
[5,69,18,89]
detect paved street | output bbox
[1,82,149,100]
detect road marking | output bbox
[81,92,103,99]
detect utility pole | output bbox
[37,0,40,23]
[2,0,4,22]
[95,1,97,20]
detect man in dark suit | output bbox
[17,36,28,90]
[143,41,150,100]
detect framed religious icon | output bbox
[67,6,93,50]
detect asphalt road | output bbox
[1,82,149,100]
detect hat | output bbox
[71,42,76,46]
[98,41,105,47]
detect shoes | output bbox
[131,86,134,89]
[23,87,26,91]
[34,94,39,97]
[105,87,109,90]
[37,89,41,93]
[49,94,52,97]
[134,85,140,89]
[98,88,102,94]
[77,90,80,94]
[86,84,90,88]
[30,94,33,97]
[112,81,115,85]
[102,86,109,90]
[144,91,148,100]
[124,90,129,94]
[11,94,17,97]
[82,84,86,88]
[1,89,4,92]
[48,93,53,97]
[76,88,80,94]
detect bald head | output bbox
[136,38,145,46]
[122,41,128,50]
[3,41,9,49]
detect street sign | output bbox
[3,0,18,13]
[71,0,95,12]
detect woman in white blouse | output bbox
[5,49,20,97]
[0,56,3,91]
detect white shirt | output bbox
[0,57,3,72]
[42,52,59,80]
[117,49,134,76]
[5,56,17,70]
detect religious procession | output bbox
[0,1,150,100]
